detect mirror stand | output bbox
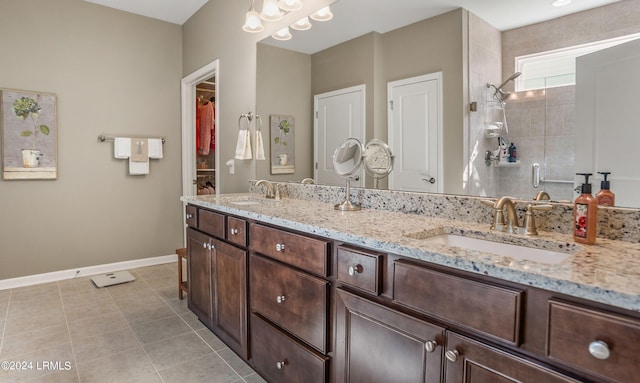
[335,179,361,211]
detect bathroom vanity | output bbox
[181,192,640,383]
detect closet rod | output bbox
[98,134,166,144]
[196,88,216,93]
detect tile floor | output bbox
[0,263,266,383]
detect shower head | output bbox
[487,72,522,102]
[497,72,521,90]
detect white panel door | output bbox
[314,85,366,186]
[388,73,442,192]
[576,39,640,208]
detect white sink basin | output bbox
[229,200,262,206]
[420,234,570,264]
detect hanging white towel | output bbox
[129,158,149,175]
[235,129,253,160]
[148,138,163,159]
[255,130,265,160]
[114,138,131,159]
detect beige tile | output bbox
[218,348,254,377]
[178,310,206,331]
[143,332,213,371]
[0,342,75,383]
[243,373,268,383]
[23,369,80,383]
[130,315,192,345]
[77,348,155,383]
[112,291,164,308]
[72,328,140,364]
[195,328,227,351]
[133,265,176,281]
[104,279,152,299]
[144,276,175,291]
[0,323,70,360]
[120,301,175,325]
[67,312,129,341]
[164,296,190,315]
[59,278,110,304]
[113,372,163,383]
[157,354,241,383]
[4,307,66,335]
[63,297,120,323]
[9,283,59,303]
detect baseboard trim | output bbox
[0,254,178,291]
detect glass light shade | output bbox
[242,10,264,32]
[291,16,312,31]
[309,6,333,21]
[260,0,283,21]
[278,0,303,11]
[272,27,292,41]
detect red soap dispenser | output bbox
[574,173,597,245]
[596,171,616,207]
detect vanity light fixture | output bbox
[291,16,312,31]
[260,0,283,21]
[309,6,333,21]
[243,0,264,32]
[551,0,572,7]
[272,26,293,41]
[278,0,303,12]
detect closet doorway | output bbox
[181,60,220,199]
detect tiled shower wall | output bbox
[485,0,640,201]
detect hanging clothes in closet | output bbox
[197,98,215,155]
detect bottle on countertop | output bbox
[574,173,597,245]
[596,171,615,207]
[508,142,517,162]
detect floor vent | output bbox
[91,271,136,288]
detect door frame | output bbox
[313,84,366,186]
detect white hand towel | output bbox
[148,138,163,159]
[235,129,247,159]
[255,130,265,160]
[114,138,131,159]
[129,157,149,175]
[243,129,253,160]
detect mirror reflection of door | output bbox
[388,72,442,193]
[314,85,366,186]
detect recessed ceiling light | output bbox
[552,0,572,7]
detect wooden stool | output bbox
[176,248,188,300]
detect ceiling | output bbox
[83,0,622,52]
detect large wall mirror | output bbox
[256,0,640,208]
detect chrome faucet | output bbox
[255,180,276,199]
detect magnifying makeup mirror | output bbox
[332,138,364,211]
[364,139,394,189]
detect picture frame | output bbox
[270,114,295,174]
[1,88,57,180]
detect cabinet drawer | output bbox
[547,300,640,383]
[227,216,247,247]
[199,209,225,238]
[250,254,328,353]
[250,223,329,277]
[251,314,328,383]
[336,246,382,295]
[185,205,198,228]
[393,261,522,344]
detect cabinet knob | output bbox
[186,214,193,219]
[276,360,287,370]
[588,340,611,360]
[230,228,238,235]
[275,243,285,252]
[348,264,363,276]
[276,295,286,304]
[425,340,438,353]
[445,349,459,363]
[202,243,207,249]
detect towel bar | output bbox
[98,134,166,144]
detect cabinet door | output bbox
[444,332,580,383]
[187,228,212,326]
[211,239,248,359]
[335,289,444,383]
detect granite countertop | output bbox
[181,193,640,313]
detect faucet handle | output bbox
[480,199,496,208]
[523,204,553,235]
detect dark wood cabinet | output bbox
[335,289,445,383]
[444,332,580,383]
[187,227,212,325]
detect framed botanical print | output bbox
[270,114,295,174]
[1,89,57,180]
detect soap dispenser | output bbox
[574,173,597,245]
[596,171,615,207]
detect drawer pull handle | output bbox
[230,228,238,235]
[186,214,193,219]
[202,243,207,249]
[445,349,459,363]
[275,243,285,252]
[276,360,287,370]
[348,264,363,276]
[589,340,611,360]
[425,340,438,353]
[276,295,286,304]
